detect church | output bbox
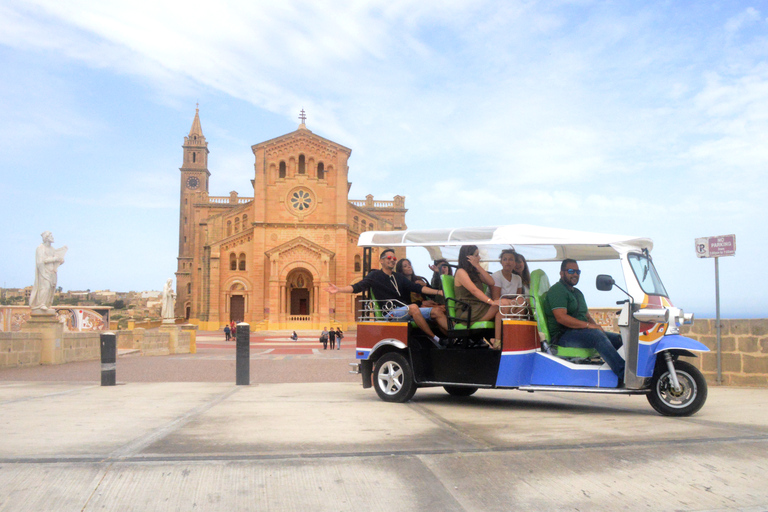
[175,109,407,331]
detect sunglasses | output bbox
[381,255,397,261]
[565,269,582,275]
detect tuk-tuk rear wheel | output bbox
[647,360,707,417]
[373,352,417,403]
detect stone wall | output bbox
[141,330,170,356]
[680,319,768,386]
[62,333,101,363]
[0,327,192,369]
[0,332,42,367]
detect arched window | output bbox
[355,255,361,272]
[279,161,286,179]
[242,214,248,227]
[239,253,246,271]
[353,216,359,232]
[187,283,191,294]
[317,162,325,180]
[234,217,240,233]
[298,154,306,174]
[227,220,232,237]
[192,152,196,163]
[230,253,237,271]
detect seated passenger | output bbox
[453,245,502,346]
[396,258,433,307]
[514,252,531,295]
[491,249,526,318]
[545,259,625,379]
[428,258,452,305]
[327,249,447,346]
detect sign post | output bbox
[695,234,736,384]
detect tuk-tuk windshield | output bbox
[628,253,668,297]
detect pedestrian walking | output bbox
[335,328,343,349]
[224,325,231,341]
[329,328,336,350]
[320,327,329,350]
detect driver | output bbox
[545,259,625,380]
[327,249,447,347]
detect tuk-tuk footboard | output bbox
[519,385,650,395]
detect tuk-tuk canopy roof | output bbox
[357,224,653,262]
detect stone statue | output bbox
[29,231,67,315]
[161,278,176,322]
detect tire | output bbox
[443,386,479,397]
[647,359,707,417]
[373,352,417,403]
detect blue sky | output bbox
[0,0,765,318]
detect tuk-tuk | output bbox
[349,225,709,417]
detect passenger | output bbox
[491,249,526,320]
[396,258,432,307]
[428,259,452,305]
[326,249,448,347]
[545,259,625,380]
[429,258,453,290]
[514,252,531,294]
[453,245,502,347]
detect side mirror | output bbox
[596,274,615,291]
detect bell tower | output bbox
[175,107,211,319]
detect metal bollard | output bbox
[100,332,116,386]
[236,322,250,385]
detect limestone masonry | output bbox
[176,110,406,331]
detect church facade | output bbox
[175,110,407,330]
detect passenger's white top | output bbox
[357,224,652,262]
[491,270,523,296]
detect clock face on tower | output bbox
[186,176,200,190]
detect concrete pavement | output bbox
[1,379,768,511]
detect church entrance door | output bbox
[286,269,313,322]
[230,295,245,323]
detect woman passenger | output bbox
[396,258,430,306]
[514,253,531,294]
[453,245,502,347]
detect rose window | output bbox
[290,189,312,211]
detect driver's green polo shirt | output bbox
[545,280,589,340]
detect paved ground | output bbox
[0,331,359,383]
[1,331,768,511]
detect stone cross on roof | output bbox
[299,109,307,125]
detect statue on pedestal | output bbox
[161,278,176,323]
[29,231,67,315]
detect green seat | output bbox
[530,269,598,359]
[441,275,495,331]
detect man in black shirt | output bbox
[327,249,447,345]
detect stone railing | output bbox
[349,199,395,208]
[287,315,312,323]
[208,196,253,205]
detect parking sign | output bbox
[695,234,736,258]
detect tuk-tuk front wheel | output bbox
[373,352,417,403]
[647,359,707,417]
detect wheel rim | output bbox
[656,369,697,409]
[378,361,404,395]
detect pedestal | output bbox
[159,324,181,354]
[23,314,64,365]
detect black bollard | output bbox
[236,322,250,385]
[100,332,116,386]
